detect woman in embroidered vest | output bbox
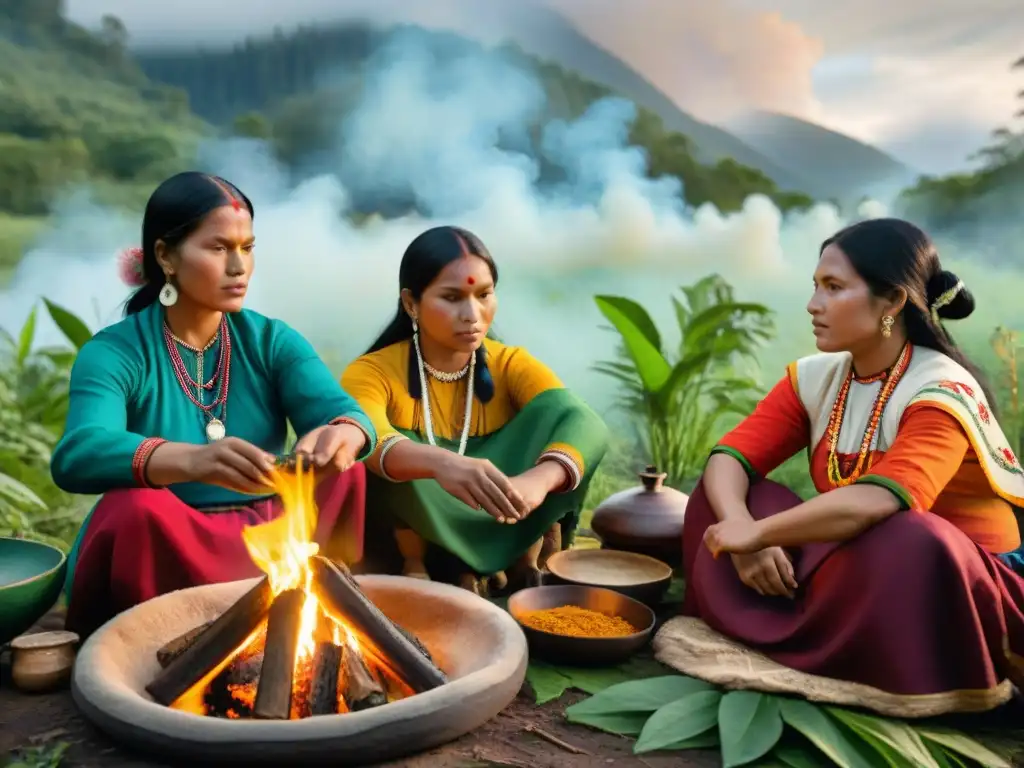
[682,217,1024,716]
[53,172,376,638]
[341,226,608,594]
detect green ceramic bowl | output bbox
[0,537,67,645]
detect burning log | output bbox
[341,645,388,711]
[156,621,214,669]
[253,588,305,720]
[307,641,343,716]
[146,577,274,706]
[204,633,265,718]
[311,556,447,694]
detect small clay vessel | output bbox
[9,630,79,693]
[590,465,688,566]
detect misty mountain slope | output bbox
[487,6,810,194]
[134,14,808,195]
[726,111,919,202]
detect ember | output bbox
[144,456,447,719]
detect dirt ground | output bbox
[0,608,719,768]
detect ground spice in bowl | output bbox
[516,605,638,638]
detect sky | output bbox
[65,0,1024,176]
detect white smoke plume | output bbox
[2,29,1021,413]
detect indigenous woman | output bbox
[341,226,608,594]
[53,172,376,638]
[683,217,1024,715]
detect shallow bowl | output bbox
[545,549,673,605]
[72,576,528,765]
[507,584,655,667]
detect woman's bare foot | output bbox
[458,572,489,597]
[402,561,431,580]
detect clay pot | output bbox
[590,466,688,567]
[10,630,79,693]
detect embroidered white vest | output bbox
[793,346,1024,506]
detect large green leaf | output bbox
[719,691,784,767]
[565,675,714,717]
[827,708,940,768]
[43,299,93,351]
[0,472,47,510]
[525,657,669,705]
[634,689,722,754]
[594,295,671,393]
[917,727,1011,768]
[16,306,37,367]
[564,710,650,737]
[778,699,876,768]
[774,741,833,767]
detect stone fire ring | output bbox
[72,576,529,765]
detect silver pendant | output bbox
[206,418,226,442]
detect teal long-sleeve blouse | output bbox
[50,303,376,508]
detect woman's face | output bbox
[409,255,496,355]
[156,204,255,313]
[807,244,897,354]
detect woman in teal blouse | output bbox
[54,171,375,638]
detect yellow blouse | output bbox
[341,338,584,472]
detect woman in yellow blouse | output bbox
[342,226,608,593]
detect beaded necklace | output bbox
[163,317,232,442]
[825,343,912,487]
[412,334,474,455]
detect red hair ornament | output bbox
[118,246,146,287]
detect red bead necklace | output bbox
[825,343,912,487]
[163,316,232,441]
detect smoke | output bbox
[2,28,1022,415]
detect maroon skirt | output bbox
[682,478,1024,700]
[65,465,366,638]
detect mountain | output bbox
[459,4,813,194]
[725,111,920,203]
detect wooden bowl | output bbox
[507,585,655,667]
[0,537,67,645]
[545,549,673,605]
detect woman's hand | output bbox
[730,549,798,598]
[434,454,530,523]
[293,422,368,474]
[185,438,277,495]
[508,461,571,515]
[704,517,765,557]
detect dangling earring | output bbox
[159,277,179,307]
[881,315,894,339]
[411,316,418,335]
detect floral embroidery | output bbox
[978,402,991,425]
[916,385,1023,476]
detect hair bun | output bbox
[927,270,974,321]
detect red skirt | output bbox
[682,478,1024,700]
[65,465,366,638]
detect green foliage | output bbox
[524,656,672,705]
[593,274,774,489]
[0,8,207,219]
[564,675,1012,767]
[0,300,95,549]
[899,56,1022,229]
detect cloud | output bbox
[542,0,826,123]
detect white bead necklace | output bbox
[412,333,474,455]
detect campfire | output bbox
[144,458,447,720]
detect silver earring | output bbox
[159,280,179,307]
[412,317,418,334]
